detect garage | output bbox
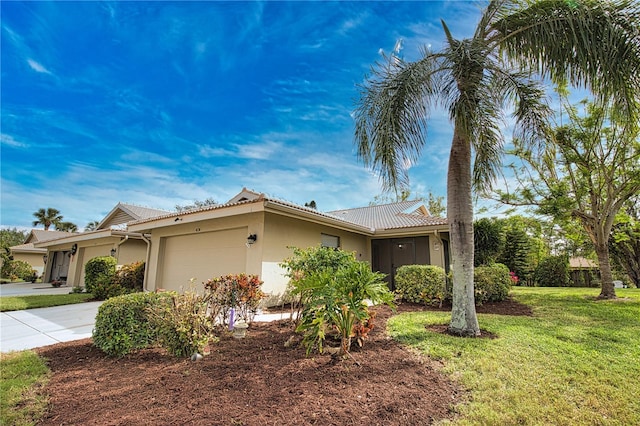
[159,227,248,292]
[80,244,112,285]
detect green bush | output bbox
[148,290,214,358]
[474,263,512,304]
[1,260,36,282]
[534,255,570,287]
[284,247,395,356]
[84,256,117,294]
[113,261,145,291]
[93,291,172,357]
[395,265,447,306]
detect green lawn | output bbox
[0,351,50,426]
[0,293,93,312]
[388,287,640,425]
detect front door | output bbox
[372,237,429,290]
[51,251,71,281]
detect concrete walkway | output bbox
[1,282,294,352]
[0,281,75,297]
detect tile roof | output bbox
[127,189,448,233]
[25,229,76,243]
[99,203,170,229]
[327,201,447,230]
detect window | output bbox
[321,233,340,249]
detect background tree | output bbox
[85,221,101,232]
[499,99,640,298]
[175,198,217,212]
[32,208,63,230]
[354,0,640,335]
[0,228,28,248]
[474,217,505,266]
[609,196,640,287]
[55,222,78,232]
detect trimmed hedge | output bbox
[84,256,117,294]
[93,291,173,357]
[474,263,512,304]
[395,265,447,306]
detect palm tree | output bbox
[32,208,63,231]
[55,221,78,232]
[84,221,101,232]
[354,0,640,335]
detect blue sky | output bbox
[1,1,486,230]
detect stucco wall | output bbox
[260,212,370,303]
[12,252,46,275]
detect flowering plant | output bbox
[509,271,519,285]
[203,273,266,325]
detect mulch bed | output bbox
[35,298,531,425]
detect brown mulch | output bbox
[35,298,531,426]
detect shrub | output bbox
[1,260,36,282]
[203,273,266,325]
[93,291,172,357]
[474,263,512,304]
[149,289,215,358]
[84,256,116,294]
[534,255,570,287]
[395,265,447,306]
[113,261,145,291]
[280,246,356,324]
[286,247,395,356]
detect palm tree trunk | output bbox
[447,127,480,336]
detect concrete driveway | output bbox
[1,282,102,352]
[1,302,103,353]
[0,281,76,297]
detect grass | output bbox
[0,293,93,312]
[388,287,640,425]
[0,351,50,426]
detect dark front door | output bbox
[372,237,429,290]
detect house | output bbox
[9,230,74,275]
[34,203,169,285]
[569,256,599,287]
[126,188,449,304]
[33,189,450,303]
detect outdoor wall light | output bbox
[70,244,78,256]
[43,254,48,264]
[247,234,257,245]
[110,248,117,257]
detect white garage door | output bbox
[160,228,247,292]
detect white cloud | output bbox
[27,58,52,74]
[0,133,27,148]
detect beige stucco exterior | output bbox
[35,231,148,287]
[11,251,46,275]
[130,195,449,305]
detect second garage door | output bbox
[159,228,248,292]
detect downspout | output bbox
[141,234,152,292]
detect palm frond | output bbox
[353,53,440,190]
[493,0,640,119]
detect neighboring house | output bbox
[34,203,169,285]
[127,188,450,305]
[569,256,600,287]
[9,230,74,275]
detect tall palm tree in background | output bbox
[354,0,640,336]
[32,208,63,231]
